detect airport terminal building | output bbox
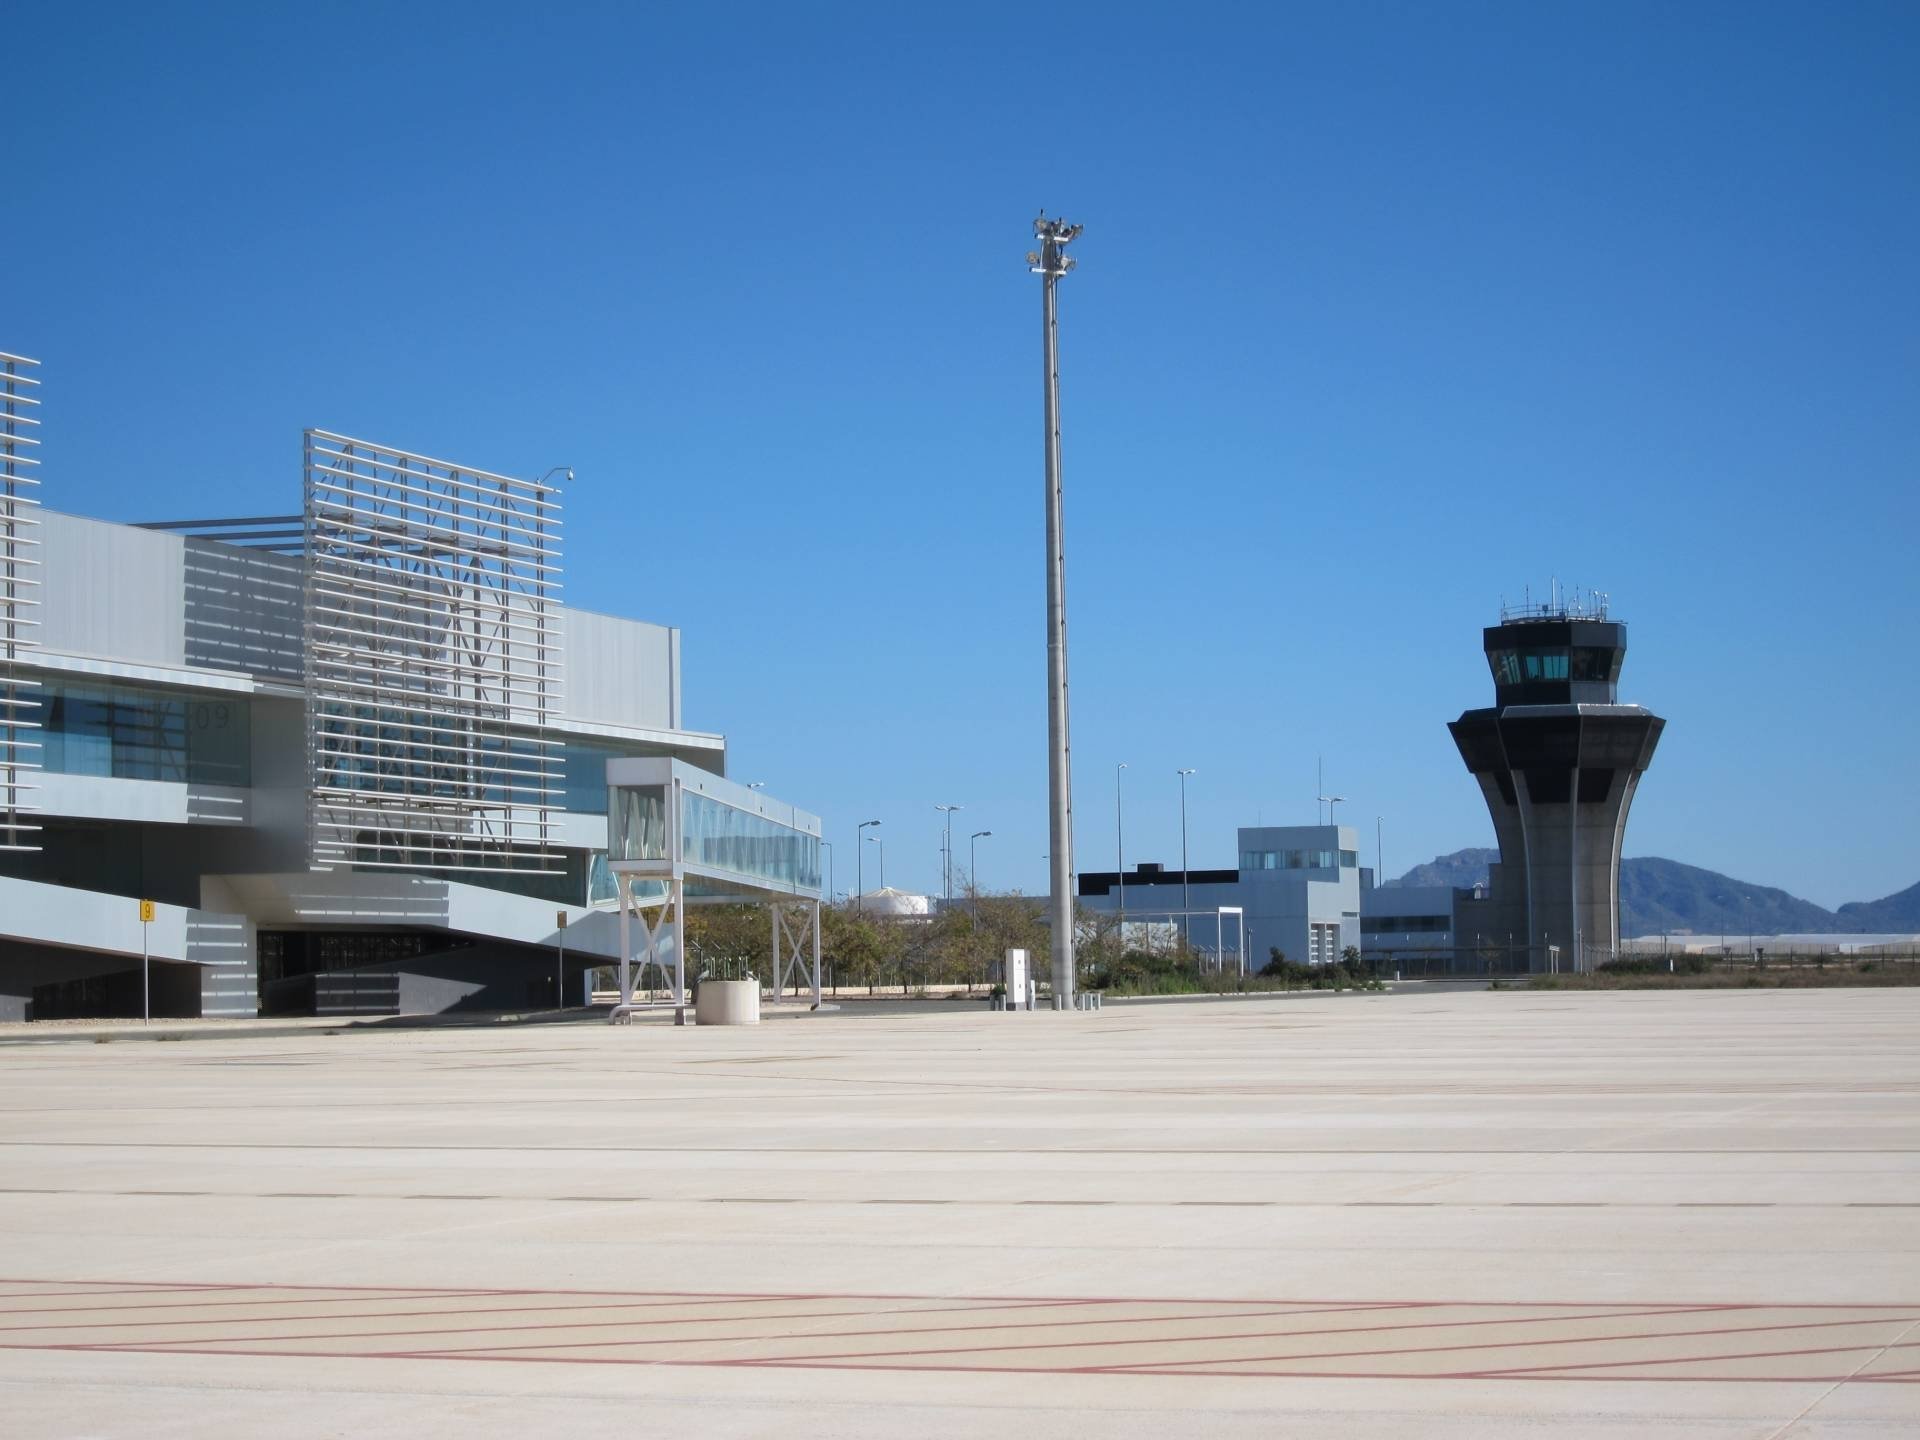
[0,413,816,1020]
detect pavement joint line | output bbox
[1757,1314,1920,1437]
[9,1141,1916,1153]
[0,1187,1911,1209]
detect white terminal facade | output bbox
[0,387,819,1020]
[1078,824,1364,969]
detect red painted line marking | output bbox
[0,1291,522,1324]
[1468,1338,1920,1378]
[0,1290,255,1313]
[0,1278,479,1301]
[388,1302,1426,1360]
[7,1275,1906,1310]
[81,1298,1111,1349]
[0,1297,226,1305]
[0,1289,1024,1329]
[715,1304,1753,1369]
[2,1338,1905,1385]
[1,1278,1913,1385]
[1105,1314,1920,1375]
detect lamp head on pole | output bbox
[1030,214,1082,277]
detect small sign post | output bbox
[138,899,155,1024]
[555,911,568,1010]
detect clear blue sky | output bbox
[11,2,1918,908]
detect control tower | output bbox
[1447,593,1664,971]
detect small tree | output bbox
[822,905,885,994]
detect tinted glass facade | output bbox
[682,790,820,892]
[1239,848,1358,872]
[1487,646,1617,688]
[1362,914,1451,934]
[26,680,250,786]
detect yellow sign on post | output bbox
[137,900,155,1024]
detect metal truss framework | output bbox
[0,352,41,853]
[771,900,823,1007]
[607,880,824,1023]
[303,430,564,873]
[613,873,685,1022]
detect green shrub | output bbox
[1599,955,1710,976]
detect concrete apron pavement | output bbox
[0,988,1914,1437]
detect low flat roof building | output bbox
[1079,824,1362,968]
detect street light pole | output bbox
[856,819,880,910]
[1116,761,1128,943]
[867,833,884,892]
[1030,212,1082,1009]
[1178,768,1195,950]
[970,831,991,922]
[935,804,962,903]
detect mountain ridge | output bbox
[1380,849,1918,936]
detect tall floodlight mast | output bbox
[1029,213,1082,1009]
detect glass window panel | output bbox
[55,690,115,775]
[1571,646,1613,681]
[679,790,820,892]
[587,852,617,903]
[609,785,668,861]
[32,681,219,783]
[186,696,250,786]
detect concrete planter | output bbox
[694,979,760,1026]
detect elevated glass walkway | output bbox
[604,758,823,1019]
